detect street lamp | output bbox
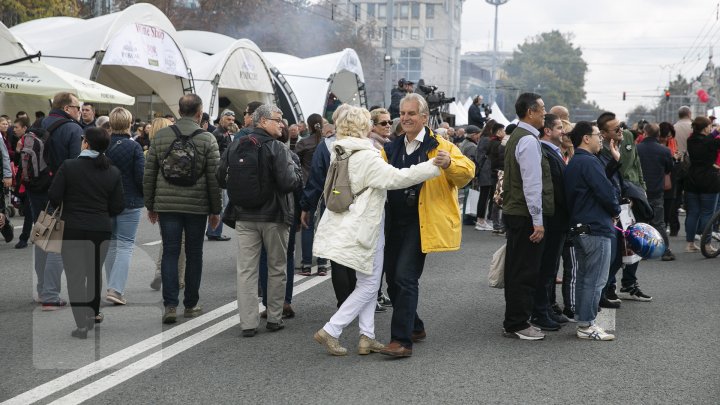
[486,0,509,106]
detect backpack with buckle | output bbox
[160,125,204,187]
[323,145,367,213]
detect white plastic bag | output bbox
[488,243,506,288]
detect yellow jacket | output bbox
[382,128,475,252]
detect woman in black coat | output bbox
[48,127,124,339]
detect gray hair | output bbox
[252,104,282,126]
[678,105,691,119]
[399,93,429,116]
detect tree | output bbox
[0,0,80,27]
[502,30,588,118]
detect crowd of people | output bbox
[1,88,718,353]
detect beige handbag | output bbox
[30,203,64,253]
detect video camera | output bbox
[416,83,455,110]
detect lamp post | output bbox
[486,0,508,106]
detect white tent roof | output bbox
[488,102,510,126]
[10,4,192,116]
[0,22,35,64]
[177,31,275,117]
[265,49,365,118]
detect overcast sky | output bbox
[461,0,720,120]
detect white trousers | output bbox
[323,222,385,339]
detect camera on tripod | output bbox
[415,82,455,110]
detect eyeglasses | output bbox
[266,117,284,124]
[613,127,622,133]
[375,120,392,126]
[222,110,235,117]
[67,105,81,110]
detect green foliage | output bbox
[1,0,80,27]
[503,30,588,111]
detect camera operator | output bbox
[389,78,414,119]
[469,96,492,129]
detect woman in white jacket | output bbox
[312,105,443,356]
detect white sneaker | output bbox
[474,219,493,231]
[577,324,615,341]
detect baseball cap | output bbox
[465,125,481,135]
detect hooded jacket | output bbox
[313,136,440,274]
[382,128,475,253]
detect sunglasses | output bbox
[375,120,392,126]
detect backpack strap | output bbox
[45,118,73,135]
[332,145,368,196]
[169,125,205,139]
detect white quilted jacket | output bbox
[313,137,440,274]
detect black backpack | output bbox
[161,125,204,187]
[225,135,274,208]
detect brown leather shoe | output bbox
[380,341,412,357]
[411,330,426,342]
[282,304,295,319]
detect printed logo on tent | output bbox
[0,71,41,83]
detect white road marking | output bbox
[14,225,23,229]
[2,272,331,405]
[141,240,162,246]
[596,308,616,332]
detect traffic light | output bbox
[623,91,626,101]
[665,90,670,101]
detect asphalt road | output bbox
[1,212,718,404]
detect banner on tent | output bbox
[103,23,188,78]
[218,48,274,94]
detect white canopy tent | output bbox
[1,22,134,114]
[265,49,366,121]
[176,31,275,119]
[10,4,193,118]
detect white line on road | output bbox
[2,272,331,405]
[14,225,23,229]
[45,274,330,405]
[141,240,162,246]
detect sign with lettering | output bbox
[103,23,188,78]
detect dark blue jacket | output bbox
[565,148,621,238]
[107,133,145,209]
[41,109,83,173]
[299,135,334,212]
[637,137,673,200]
[541,142,569,228]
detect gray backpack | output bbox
[323,145,367,213]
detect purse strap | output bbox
[44,202,63,218]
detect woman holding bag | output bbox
[48,127,124,339]
[312,105,442,356]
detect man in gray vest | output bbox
[501,92,553,341]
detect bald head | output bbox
[549,106,570,121]
[644,123,660,138]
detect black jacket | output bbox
[217,128,302,225]
[468,104,486,128]
[41,110,83,173]
[299,136,333,212]
[637,137,673,200]
[541,142,569,227]
[48,157,124,232]
[389,87,407,119]
[685,132,720,194]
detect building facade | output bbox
[331,0,463,107]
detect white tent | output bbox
[265,49,366,121]
[10,4,193,118]
[449,101,468,126]
[488,102,510,126]
[177,31,275,118]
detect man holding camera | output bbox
[468,96,492,129]
[380,93,474,357]
[389,78,414,119]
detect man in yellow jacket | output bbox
[379,93,475,357]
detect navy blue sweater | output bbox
[565,148,621,238]
[41,110,83,173]
[299,136,334,212]
[637,137,672,199]
[107,134,145,209]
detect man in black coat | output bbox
[532,114,571,330]
[637,122,674,260]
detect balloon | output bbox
[697,89,710,103]
[625,223,665,260]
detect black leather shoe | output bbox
[207,235,231,241]
[71,327,88,339]
[531,316,561,331]
[266,321,285,332]
[599,297,621,309]
[1,220,13,243]
[241,328,257,337]
[14,239,28,249]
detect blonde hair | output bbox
[331,103,353,124]
[335,105,371,139]
[370,108,390,124]
[109,107,133,133]
[148,117,172,141]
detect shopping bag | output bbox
[488,243,506,288]
[30,203,64,253]
[464,189,480,217]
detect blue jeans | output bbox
[605,231,639,291]
[158,212,207,308]
[104,208,142,294]
[259,222,296,305]
[300,209,326,266]
[27,190,64,302]
[684,192,719,242]
[206,190,228,237]
[573,234,613,327]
